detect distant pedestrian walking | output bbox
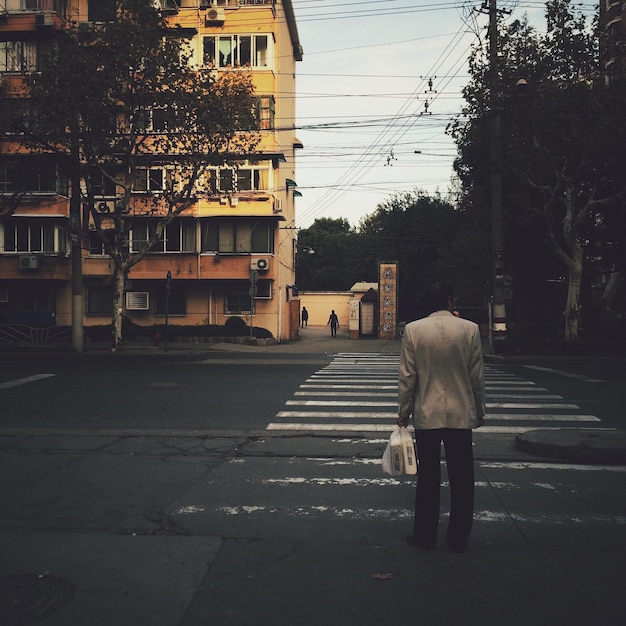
[327,310,339,336]
[301,306,309,328]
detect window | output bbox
[203,35,270,69]
[23,1,66,11]
[133,168,165,193]
[0,99,31,134]
[165,220,196,252]
[86,168,118,198]
[87,286,112,315]
[0,157,65,194]
[17,286,54,313]
[203,166,269,194]
[1,219,67,254]
[135,106,178,133]
[200,219,274,254]
[155,284,187,315]
[1,41,36,73]
[225,287,252,315]
[88,230,115,256]
[130,219,196,253]
[255,96,275,131]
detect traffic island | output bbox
[515,428,626,465]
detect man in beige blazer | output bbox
[397,281,485,553]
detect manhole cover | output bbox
[144,381,186,388]
[0,574,74,625]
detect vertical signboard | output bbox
[378,262,398,339]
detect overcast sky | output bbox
[289,0,593,230]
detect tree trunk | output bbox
[564,243,583,341]
[111,264,126,350]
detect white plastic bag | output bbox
[382,426,416,476]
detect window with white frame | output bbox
[202,34,270,69]
[1,218,68,254]
[130,218,196,253]
[21,1,67,11]
[133,167,165,193]
[88,229,115,256]
[203,165,269,194]
[225,287,252,315]
[255,95,275,131]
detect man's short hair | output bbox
[425,281,454,313]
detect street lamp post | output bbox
[488,0,507,348]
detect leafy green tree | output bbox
[296,218,361,291]
[357,191,489,320]
[14,0,259,349]
[296,194,490,321]
[450,0,626,340]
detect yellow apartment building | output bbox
[0,0,302,343]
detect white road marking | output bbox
[267,423,398,432]
[185,505,626,526]
[0,374,57,389]
[269,354,607,437]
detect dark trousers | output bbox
[413,428,474,549]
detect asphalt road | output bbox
[1,347,625,625]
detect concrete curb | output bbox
[515,429,626,465]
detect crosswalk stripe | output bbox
[0,374,57,389]
[268,353,607,436]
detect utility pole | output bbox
[486,0,508,348]
[69,169,84,353]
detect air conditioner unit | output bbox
[34,12,54,28]
[19,255,40,270]
[251,258,269,271]
[96,201,114,213]
[126,291,150,311]
[273,198,282,213]
[205,7,225,23]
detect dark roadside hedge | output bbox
[83,316,273,342]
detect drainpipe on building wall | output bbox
[278,285,282,343]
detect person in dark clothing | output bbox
[327,310,339,336]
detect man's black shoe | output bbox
[406,535,436,551]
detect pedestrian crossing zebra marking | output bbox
[266,353,606,434]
